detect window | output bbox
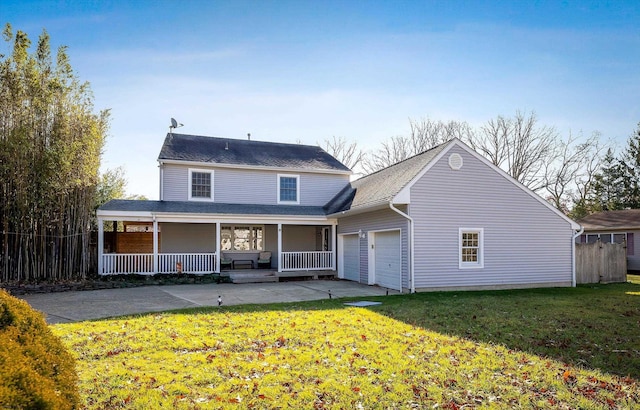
[221,225,264,251]
[189,169,213,201]
[585,233,626,244]
[278,174,299,204]
[459,228,484,269]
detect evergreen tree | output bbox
[619,122,640,208]
[591,148,625,211]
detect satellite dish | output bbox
[169,118,184,134]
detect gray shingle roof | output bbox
[325,141,450,214]
[577,209,640,230]
[158,133,351,173]
[99,200,328,216]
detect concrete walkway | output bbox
[18,280,397,324]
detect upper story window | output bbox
[278,174,300,204]
[459,228,484,269]
[189,169,214,201]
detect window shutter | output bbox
[627,233,634,256]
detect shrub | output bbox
[0,289,79,409]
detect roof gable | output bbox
[158,133,351,173]
[327,138,581,230]
[325,141,449,214]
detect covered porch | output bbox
[96,204,337,276]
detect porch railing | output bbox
[101,253,217,275]
[101,253,154,275]
[101,251,332,274]
[158,253,216,274]
[281,251,333,271]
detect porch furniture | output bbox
[257,251,272,268]
[232,259,254,269]
[220,254,232,270]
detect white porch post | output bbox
[152,217,158,274]
[97,217,104,275]
[215,222,221,273]
[277,223,283,273]
[331,223,336,270]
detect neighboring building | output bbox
[97,134,582,291]
[576,209,639,272]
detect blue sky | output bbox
[3,1,639,199]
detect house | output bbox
[576,209,639,272]
[97,133,349,278]
[97,133,582,291]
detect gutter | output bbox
[389,203,415,293]
[572,226,584,287]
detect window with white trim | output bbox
[189,169,213,201]
[459,228,484,269]
[221,225,264,251]
[278,174,300,204]
[585,233,626,244]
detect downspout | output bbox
[572,226,584,287]
[389,203,415,293]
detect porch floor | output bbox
[221,269,337,284]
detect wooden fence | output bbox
[575,241,627,284]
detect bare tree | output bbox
[408,117,474,153]
[469,111,558,192]
[543,132,604,213]
[361,135,412,174]
[319,136,365,171]
[362,117,473,174]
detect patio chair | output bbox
[220,254,232,270]
[257,251,272,269]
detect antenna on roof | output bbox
[247,133,251,140]
[169,118,184,135]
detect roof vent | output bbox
[225,142,229,150]
[449,153,463,170]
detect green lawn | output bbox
[52,276,640,408]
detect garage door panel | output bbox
[375,231,400,290]
[342,234,360,282]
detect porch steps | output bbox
[223,270,337,284]
[225,271,278,284]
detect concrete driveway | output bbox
[18,280,396,324]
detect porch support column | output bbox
[331,223,336,270]
[277,223,283,273]
[97,217,104,275]
[215,222,221,273]
[152,217,158,274]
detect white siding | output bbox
[338,208,409,287]
[161,164,349,206]
[409,146,574,289]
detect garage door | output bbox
[374,230,401,290]
[341,234,360,282]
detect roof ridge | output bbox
[168,133,326,151]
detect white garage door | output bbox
[341,234,360,282]
[374,230,401,290]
